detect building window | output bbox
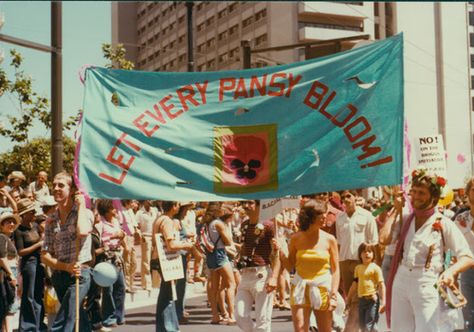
[229,24,239,36]
[197,63,206,72]
[299,21,362,32]
[218,52,228,63]
[334,1,363,5]
[197,22,206,31]
[229,47,240,61]
[470,11,474,25]
[207,59,216,69]
[178,34,185,43]
[255,9,267,22]
[178,54,186,63]
[255,34,267,46]
[197,42,206,53]
[471,33,474,47]
[196,3,204,11]
[242,16,253,28]
[253,61,267,68]
[178,15,185,24]
[218,8,227,19]
[218,30,228,41]
[206,16,215,27]
[206,37,216,48]
[228,3,238,13]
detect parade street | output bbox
[115,292,294,332]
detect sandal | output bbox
[279,301,291,310]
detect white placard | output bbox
[259,196,300,221]
[155,234,184,282]
[413,135,447,178]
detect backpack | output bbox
[196,224,219,255]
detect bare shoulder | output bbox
[321,230,337,245]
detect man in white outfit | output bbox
[335,189,378,332]
[387,169,474,332]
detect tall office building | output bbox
[112,1,382,72]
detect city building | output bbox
[112,2,380,71]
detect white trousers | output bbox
[235,266,274,332]
[391,265,454,332]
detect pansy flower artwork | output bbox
[213,124,278,194]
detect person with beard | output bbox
[386,168,474,332]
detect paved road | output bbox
[115,294,294,332]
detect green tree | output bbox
[0,137,76,182]
[0,49,77,177]
[102,43,135,70]
[0,49,76,143]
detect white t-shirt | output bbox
[137,206,159,235]
[336,206,378,261]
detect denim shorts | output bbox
[206,248,229,270]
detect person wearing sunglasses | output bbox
[335,190,378,332]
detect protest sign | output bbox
[154,234,184,282]
[259,196,300,221]
[79,34,404,200]
[413,134,447,178]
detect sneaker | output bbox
[93,327,112,332]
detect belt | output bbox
[241,265,269,273]
[360,294,376,300]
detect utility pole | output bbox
[0,3,63,175]
[51,2,63,175]
[186,2,194,72]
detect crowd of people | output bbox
[0,167,473,332]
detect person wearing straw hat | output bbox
[6,171,26,196]
[41,172,93,332]
[387,168,474,332]
[15,198,48,331]
[0,210,20,332]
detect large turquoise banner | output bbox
[79,34,404,200]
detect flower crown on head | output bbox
[411,168,447,193]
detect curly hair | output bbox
[298,199,327,231]
[202,202,223,224]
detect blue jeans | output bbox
[156,277,179,332]
[102,268,126,326]
[86,277,103,329]
[51,268,92,332]
[461,268,474,330]
[7,265,20,314]
[358,295,379,332]
[175,255,187,321]
[19,257,47,331]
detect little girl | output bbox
[346,242,386,332]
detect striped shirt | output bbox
[240,220,275,266]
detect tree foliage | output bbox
[0,49,76,144]
[102,43,135,70]
[0,137,76,181]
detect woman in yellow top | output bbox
[276,199,340,332]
